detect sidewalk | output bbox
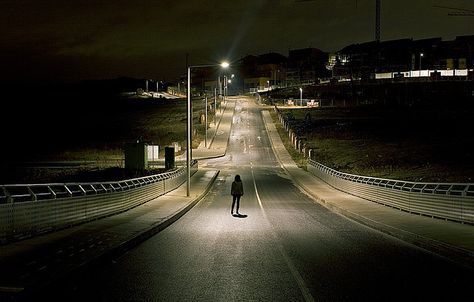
[193,98,235,159]
[2,99,472,301]
[151,98,236,168]
[261,110,474,270]
[0,169,219,301]
[0,98,239,301]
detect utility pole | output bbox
[375,0,381,42]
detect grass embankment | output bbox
[271,106,474,183]
[269,111,307,170]
[1,95,217,184]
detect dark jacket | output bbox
[231,181,244,196]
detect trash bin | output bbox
[165,146,175,170]
[124,142,148,170]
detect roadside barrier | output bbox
[307,159,474,224]
[0,161,198,243]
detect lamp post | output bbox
[205,95,208,148]
[299,87,303,106]
[214,87,217,126]
[186,61,229,196]
[223,75,227,105]
[420,53,424,76]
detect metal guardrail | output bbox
[0,161,198,243]
[307,159,474,224]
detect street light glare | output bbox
[221,62,230,68]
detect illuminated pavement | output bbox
[0,95,474,301]
[35,96,473,301]
[261,110,474,265]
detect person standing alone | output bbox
[231,175,244,215]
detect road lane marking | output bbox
[250,162,315,302]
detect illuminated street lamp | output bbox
[186,61,229,196]
[420,53,424,73]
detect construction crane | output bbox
[295,0,382,41]
[433,5,474,16]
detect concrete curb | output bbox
[208,99,231,148]
[95,170,220,262]
[16,170,220,301]
[294,177,474,270]
[194,99,236,160]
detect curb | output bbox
[194,99,236,160]
[294,177,474,271]
[261,110,474,271]
[14,170,220,301]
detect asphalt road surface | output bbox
[40,98,473,301]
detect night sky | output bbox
[1,0,473,83]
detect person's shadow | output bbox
[232,213,248,218]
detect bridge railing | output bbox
[0,161,198,243]
[307,159,474,224]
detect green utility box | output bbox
[124,142,148,170]
[165,146,175,170]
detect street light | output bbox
[186,61,229,196]
[214,87,217,126]
[205,95,208,148]
[223,75,228,104]
[420,53,424,75]
[299,87,303,106]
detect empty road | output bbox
[41,97,473,301]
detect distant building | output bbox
[286,48,330,85]
[238,53,287,92]
[176,35,474,96]
[238,49,330,91]
[333,36,474,79]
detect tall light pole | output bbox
[218,76,223,113]
[218,76,222,97]
[186,61,229,196]
[223,75,227,104]
[205,95,208,148]
[420,53,424,69]
[299,87,303,106]
[214,87,217,126]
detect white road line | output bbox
[250,161,315,302]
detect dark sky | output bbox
[1,0,473,82]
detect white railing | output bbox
[0,161,198,243]
[307,159,474,224]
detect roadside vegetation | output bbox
[3,90,472,185]
[270,105,474,183]
[0,94,217,184]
